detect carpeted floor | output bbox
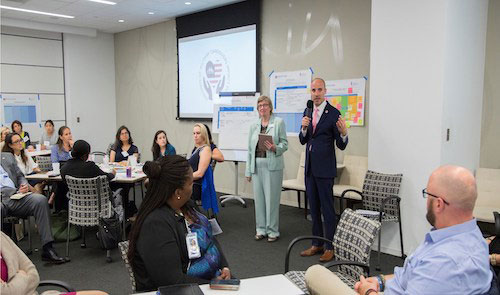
[18,197,404,294]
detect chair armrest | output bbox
[38,280,76,292]
[339,189,363,212]
[322,260,370,276]
[494,211,500,236]
[377,195,401,222]
[285,236,333,273]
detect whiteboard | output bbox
[212,92,259,151]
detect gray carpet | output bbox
[18,197,404,294]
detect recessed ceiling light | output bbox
[185,2,191,5]
[0,5,74,18]
[148,12,154,15]
[118,19,124,22]
[88,0,116,5]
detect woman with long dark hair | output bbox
[50,126,73,163]
[151,130,176,160]
[128,155,230,292]
[1,133,44,194]
[110,125,138,165]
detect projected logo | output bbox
[199,50,230,100]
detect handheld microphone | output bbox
[305,100,313,119]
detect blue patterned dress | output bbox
[186,211,222,280]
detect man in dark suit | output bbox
[1,152,65,263]
[299,77,348,262]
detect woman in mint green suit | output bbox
[245,95,288,242]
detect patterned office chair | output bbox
[118,241,136,292]
[35,155,53,172]
[285,209,381,294]
[339,170,404,270]
[65,175,113,262]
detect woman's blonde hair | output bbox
[1,126,10,142]
[193,123,210,146]
[257,95,273,115]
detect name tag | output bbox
[23,136,29,142]
[186,232,201,259]
[121,151,129,157]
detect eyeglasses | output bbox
[257,104,270,109]
[422,188,450,205]
[11,139,21,144]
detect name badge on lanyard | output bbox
[23,136,29,143]
[121,151,129,157]
[186,232,201,259]
[185,219,201,259]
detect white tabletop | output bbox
[27,150,51,157]
[135,274,304,295]
[25,165,147,183]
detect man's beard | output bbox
[426,200,436,226]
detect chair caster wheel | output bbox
[106,257,112,263]
[80,243,86,248]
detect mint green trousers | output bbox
[252,157,283,238]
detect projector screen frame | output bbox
[175,0,261,120]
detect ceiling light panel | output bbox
[0,5,75,18]
[88,0,116,5]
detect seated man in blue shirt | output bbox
[1,152,66,264]
[306,165,493,295]
[354,165,492,295]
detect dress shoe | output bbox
[41,248,66,264]
[300,246,324,257]
[319,250,334,262]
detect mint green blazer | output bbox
[245,115,288,177]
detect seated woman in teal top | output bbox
[151,130,176,160]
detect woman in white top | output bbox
[40,120,58,149]
[0,126,10,150]
[1,133,44,194]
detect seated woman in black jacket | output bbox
[128,155,231,292]
[61,140,116,184]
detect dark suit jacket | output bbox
[299,102,348,178]
[60,158,114,185]
[1,152,28,200]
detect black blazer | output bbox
[299,102,348,178]
[132,206,228,291]
[60,158,114,184]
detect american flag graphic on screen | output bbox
[199,50,230,101]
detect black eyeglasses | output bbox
[422,188,450,205]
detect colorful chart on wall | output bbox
[325,78,366,126]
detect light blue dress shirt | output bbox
[385,218,492,295]
[0,165,16,189]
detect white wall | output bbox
[369,0,488,256]
[63,32,117,152]
[441,0,488,169]
[1,26,66,140]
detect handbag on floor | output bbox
[96,177,121,250]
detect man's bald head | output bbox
[428,165,477,213]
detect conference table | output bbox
[134,274,305,295]
[27,149,51,157]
